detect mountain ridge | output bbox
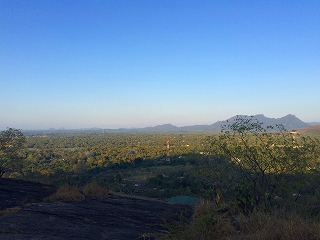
[101,114,309,133]
[22,114,310,134]
[297,124,320,135]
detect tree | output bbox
[0,128,26,177]
[205,116,319,210]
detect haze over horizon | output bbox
[13,114,318,131]
[1,1,320,130]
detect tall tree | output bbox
[0,128,26,177]
[205,116,319,210]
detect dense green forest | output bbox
[1,120,319,204]
[1,117,320,239]
[2,131,211,197]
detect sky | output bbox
[1,0,320,130]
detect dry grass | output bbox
[44,182,109,203]
[191,204,236,240]
[161,203,236,240]
[160,203,320,240]
[82,181,109,198]
[44,184,85,202]
[235,210,320,240]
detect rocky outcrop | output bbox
[0,179,192,239]
[0,178,56,210]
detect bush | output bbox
[237,210,320,240]
[161,203,236,240]
[45,184,85,202]
[205,116,320,211]
[161,203,320,240]
[83,181,109,198]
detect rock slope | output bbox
[0,179,192,239]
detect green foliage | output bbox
[0,128,26,177]
[3,126,319,239]
[161,203,320,240]
[19,132,207,176]
[204,116,320,210]
[6,126,319,215]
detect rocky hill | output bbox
[140,114,309,132]
[0,178,192,239]
[104,114,310,132]
[297,124,320,135]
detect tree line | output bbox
[1,116,319,213]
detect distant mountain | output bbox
[297,125,320,135]
[23,114,310,134]
[276,114,310,130]
[215,114,308,130]
[307,122,320,126]
[142,124,180,132]
[103,114,309,133]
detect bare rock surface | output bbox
[0,179,192,239]
[0,178,56,210]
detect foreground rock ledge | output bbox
[0,178,56,210]
[0,194,192,240]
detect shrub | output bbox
[44,184,85,202]
[236,210,320,240]
[205,116,320,211]
[82,181,109,198]
[161,203,236,240]
[161,203,320,240]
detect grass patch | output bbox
[44,182,109,202]
[160,203,320,240]
[83,181,109,198]
[44,184,85,202]
[160,203,236,240]
[236,210,320,240]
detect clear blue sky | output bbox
[1,0,319,130]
